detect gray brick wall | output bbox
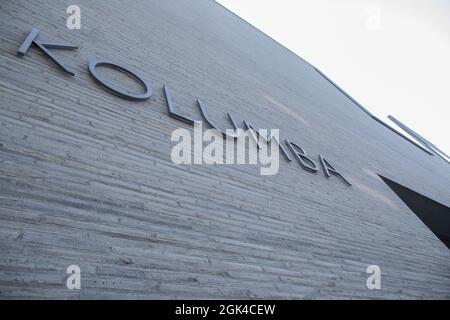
[0,0,449,299]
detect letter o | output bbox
[88,59,152,101]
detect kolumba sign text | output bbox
[17,28,351,186]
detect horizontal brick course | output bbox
[0,0,449,299]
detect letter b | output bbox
[285,139,318,173]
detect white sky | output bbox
[216,0,450,155]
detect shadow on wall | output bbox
[379,175,450,249]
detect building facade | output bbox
[0,0,449,299]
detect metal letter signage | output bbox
[88,60,153,101]
[197,100,240,139]
[319,155,352,186]
[285,139,319,173]
[163,85,195,126]
[16,27,353,187]
[18,28,78,76]
[244,120,292,162]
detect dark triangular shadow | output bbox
[379,175,450,249]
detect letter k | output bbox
[18,28,78,75]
